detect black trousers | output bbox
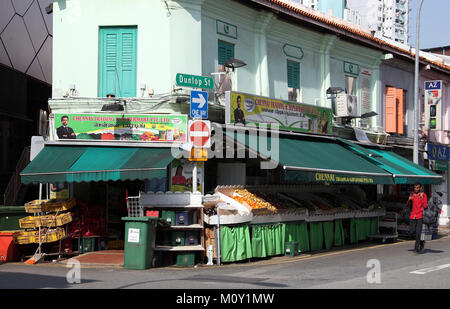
[409,219,424,251]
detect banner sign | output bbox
[284,170,392,185]
[54,113,188,142]
[424,80,442,130]
[225,91,333,135]
[170,159,204,194]
[427,143,450,161]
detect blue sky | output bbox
[409,0,450,48]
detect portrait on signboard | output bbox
[233,95,246,124]
[56,115,76,139]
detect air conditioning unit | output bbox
[335,94,358,117]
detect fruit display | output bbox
[232,189,277,213]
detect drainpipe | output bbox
[319,34,337,107]
[254,12,274,97]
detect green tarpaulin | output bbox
[334,220,345,247]
[225,131,394,184]
[284,222,310,253]
[21,146,178,184]
[323,221,334,250]
[309,222,324,251]
[220,225,253,262]
[338,138,443,185]
[251,224,285,258]
[350,218,379,243]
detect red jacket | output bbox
[409,192,428,220]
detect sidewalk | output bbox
[61,250,124,267]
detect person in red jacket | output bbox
[407,183,428,254]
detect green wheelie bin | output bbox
[122,217,158,270]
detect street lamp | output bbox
[413,0,424,164]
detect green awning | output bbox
[21,146,178,184]
[337,138,443,185]
[226,131,394,184]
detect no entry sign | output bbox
[189,120,211,148]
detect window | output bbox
[385,86,405,134]
[218,40,234,66]
[98,26,137,98]
[287,60,300,102]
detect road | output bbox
[1,236,450,290]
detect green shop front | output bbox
[202,125,443,264]
[18,112,198,265]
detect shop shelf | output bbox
[154,245,204,252]
[176,253,195,267]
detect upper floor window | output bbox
[287,60,300,102]
[98,26,137,98]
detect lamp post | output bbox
[413,0,424,164]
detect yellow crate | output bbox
[107,240,124,250]
[40,228,66,243]
[44,213,73,227]
[24,199,50,213]
[19,213,73,229]
[14,230,36,244]
[43,198,76,213]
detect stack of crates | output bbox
[14,198,75,246]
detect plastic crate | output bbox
[19,213,73,229]
[40,228,66,243]
[176,253,195,267]
[0,232,19,262]
[43,198,76,213]
[175,211,191,226]
[171,231,185,246]
[184,231,199,246]
[24,198,76,213]
[80,237,97,253]
[14,230,37,244]
[145,210,160,218]
[161,210,175,226]
[285,241,299,257]
[107,240,124,250]
[24,199,50,213]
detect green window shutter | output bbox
[218,41,234,65]
[287,60,300,89]
[99,27,137,98]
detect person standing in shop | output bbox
[407,183,428,254]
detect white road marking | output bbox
[410,263,450,275]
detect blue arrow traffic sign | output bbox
[190,90,208,119]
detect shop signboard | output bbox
[225,91,333,135]
[170,159,204,194]
[424,80,442,131]
[433,161,449,171]
[427,143,450,161]
[284,170,393,185]
[54,113,188,143]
